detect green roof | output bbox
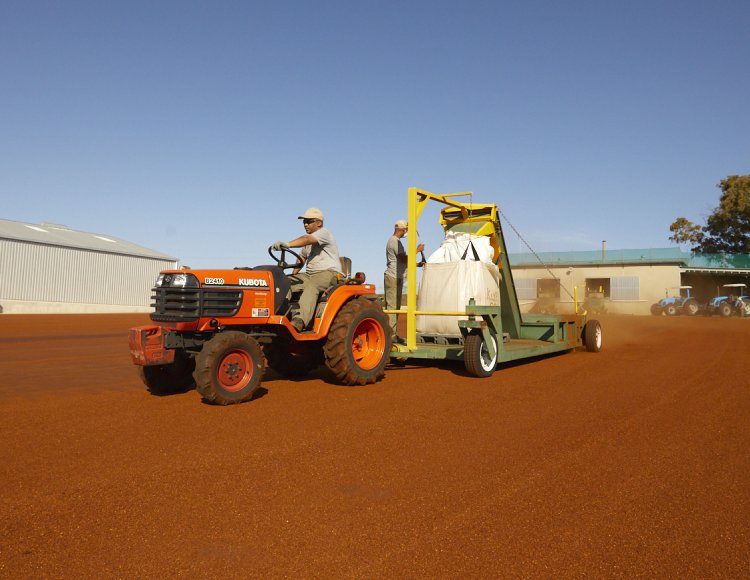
[509,247,688,266]
[509,248,750,270]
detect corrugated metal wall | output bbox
[0,239,177,306]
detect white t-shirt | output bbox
[300,227,341,274]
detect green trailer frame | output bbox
[385,188,601,375]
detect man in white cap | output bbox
[384,219,424,342]
[273,208,341,332]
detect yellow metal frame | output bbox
[384,187,487,351]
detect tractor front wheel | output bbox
[464,331,498,378]
[665,304,677,316]
[324,298,391,385]
[194,332,265,405]
[719,303,732,317]
[683,300,699,316]
[138,353,195,395]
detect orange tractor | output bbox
[128,247,391,405]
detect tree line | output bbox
[670,174,750,253]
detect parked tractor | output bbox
[704,283,750,317]
[650,286,699,316]
[128,247,391,405]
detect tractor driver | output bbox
[273,208,341,332]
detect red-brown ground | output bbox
[0,313,748,577]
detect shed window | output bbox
[515,278,536,300]
[611,276,640,300]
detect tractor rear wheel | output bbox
[194,331,265,405]
[464,331,498,377]
[583,320,603,352]
[324,298,390,385]
[138,353,195,395]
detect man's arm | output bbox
[287,234,318,248]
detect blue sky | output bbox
[2,0,748,288]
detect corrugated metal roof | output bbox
[0,218,177,261]
[509,247,689,267]
[509,247,750,271]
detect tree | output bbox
[670,174,750,253]
[669,217,703,246]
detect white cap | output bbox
[299,207,324,220]
[394,219,407,229]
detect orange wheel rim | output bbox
[351,318,386,370]
[218,350,253,392]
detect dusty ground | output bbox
[0,313,748,578]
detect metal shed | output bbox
[509,247,750,315]
[0,219,178,314]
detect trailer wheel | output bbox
[582,320,603,352]
[194,331,265,405]
[138,354,195,395]
[324,298,391,386]
[719,302,732,317]
[464,331,498,378]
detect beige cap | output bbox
[394,219,407,229]
[299,207,324,220]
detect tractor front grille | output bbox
[150,288,243,322]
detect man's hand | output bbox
[272,241,289,251]
[417,243,425,253]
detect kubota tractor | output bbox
[128,247,391,405]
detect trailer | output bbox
[386,188,601,376]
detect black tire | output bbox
[742,302,750,317]
[194,331,265,405]
[582,319,602,352]
[719,302,732,317]
[683,300,699,316]
[138,354,195,395]
[464,331,498,378]
[665,304,677,316]
[650,304,662,316]
[264,343,321,377]
[324,298,391,386]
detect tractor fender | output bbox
[314,285,379,336]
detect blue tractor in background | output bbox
[704,283,750,317]
[650,286,700,316]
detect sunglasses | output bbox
[303,218,319,225]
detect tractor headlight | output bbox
[154,272,199,288]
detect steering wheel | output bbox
[268,246,303,270]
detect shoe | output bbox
[291,317,305,332]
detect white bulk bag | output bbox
[426,232,494,264]
[416,259,501,335]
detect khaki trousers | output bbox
[289,270,339,326]
[384,274,403,336]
